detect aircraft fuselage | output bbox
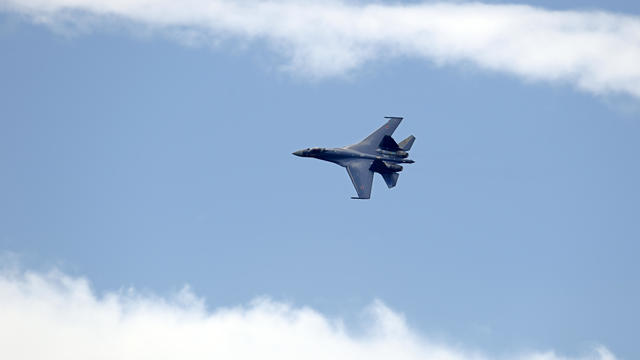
[292,147,414,167]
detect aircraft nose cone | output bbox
[292,150,304,157]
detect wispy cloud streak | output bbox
[1,0,640,98]
[0,268,618,360]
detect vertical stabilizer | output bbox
[381,172,400,188]
[398,135,415,151]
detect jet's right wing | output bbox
[345,160,374,199]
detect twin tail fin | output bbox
[381,172,400,188]
[398,135,415,151]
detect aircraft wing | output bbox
[345,160,374,199]
[348,117,402,153]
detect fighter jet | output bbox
[293,117,415,199]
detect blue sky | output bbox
[1,1,639,359]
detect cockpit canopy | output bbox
[306,147,325,153]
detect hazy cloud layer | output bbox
[1,0,640,98]
[2,0,640,98]
[3,0,640,98]
[0,268,617,360]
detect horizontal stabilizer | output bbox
[381,172,399,188]
[370,159,403,173]
[398,135,415,151]
[379,135,401,151]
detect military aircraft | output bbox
[293,117,415,199]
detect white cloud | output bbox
[0,268,618,360]
[1,1,640,97]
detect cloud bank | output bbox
[2,0,640,98]
[0,0,640,98]
[0,268,617,360]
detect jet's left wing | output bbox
[347,117,402,153]
[345,160,374,199]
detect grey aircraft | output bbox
[293,117,415,199]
